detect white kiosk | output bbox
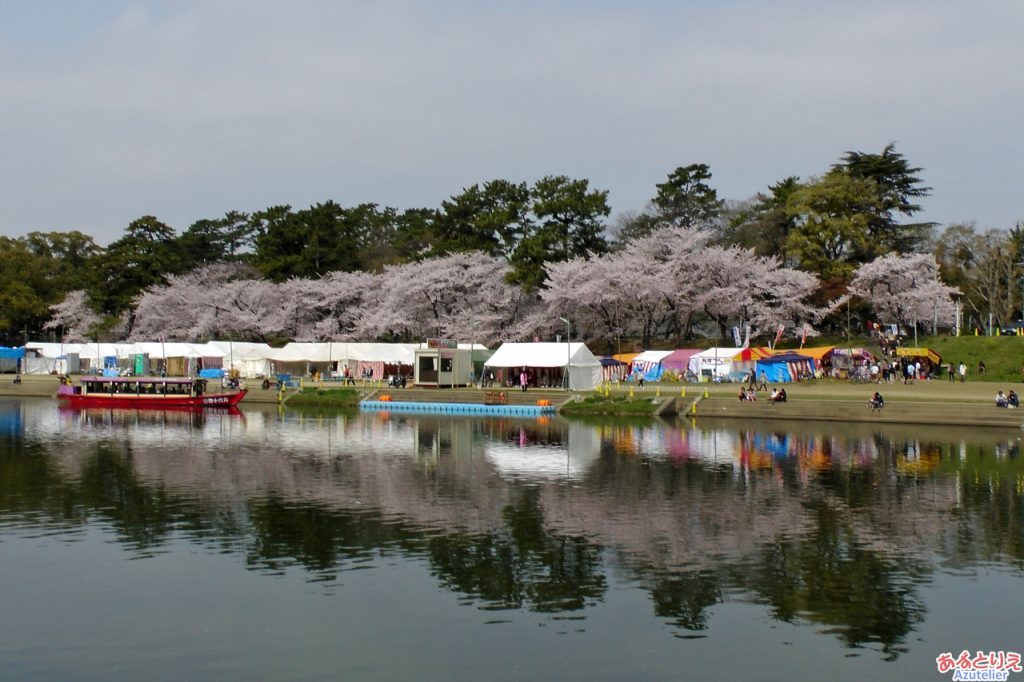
[414,339,474,388]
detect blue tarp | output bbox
[199,368,225,379]
[755,353,816,383]
[0,347,24,359]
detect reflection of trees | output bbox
[648,571,722,631]
[426,488,606,612]
[8,409,1024,653]
[77,445,180,549]
[731,506,929,659]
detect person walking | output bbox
[958,361,967,383]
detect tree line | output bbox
[3,144,1018,346]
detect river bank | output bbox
[9,374,1022,427]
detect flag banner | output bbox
[774,323,785,346]
[732,326,742,347]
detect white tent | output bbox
[483,342,602,391]
[631,350,674,381]
[208,341,274,378]
[687,347,744,380]
[266,342,419,379]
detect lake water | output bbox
[1,398,1022,681]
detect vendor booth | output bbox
[755,352,816,383]
[687,347,743,381]
[484,342,602,391]
[895,347,942,378]
[599,357,628,383]
[631,350,674,382]
[414,345,474,387]
[661,349,702,378]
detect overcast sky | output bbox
[2,0,1021,245]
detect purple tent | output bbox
[661,349,702,373]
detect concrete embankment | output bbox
[694,396,1022,428]
[8,374,1021,428]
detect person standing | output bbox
[948,363,955,382]
[520,369,528,392]
[958,361,967,383]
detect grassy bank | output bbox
[560,394,668,417]
[285,387,362,408]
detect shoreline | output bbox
[8,374,1022,428]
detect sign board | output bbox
[427,338,457,349]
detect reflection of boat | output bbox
[56,376,246,409]
[58,404,244,418]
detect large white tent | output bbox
[483,342,602,391]
[267,342,419,380]
[208,341,274,378]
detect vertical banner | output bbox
[773,323,785,347]
[800,324,808,348]
[732,326,742,347]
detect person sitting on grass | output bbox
[869,392,884,409]
[775,388,787,403]
[738,388,747,401]
[1009,390,1020,408]
[996,390,1008,408]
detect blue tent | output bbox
[0,347,24,373]
[755,352,816,383]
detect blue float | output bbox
[359,401,556,417]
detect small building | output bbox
[414,346,475,387]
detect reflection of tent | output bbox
[662,349,701,374]
[755,352,815,383]
[484,422,600,481]
[688,347,743,379]
[631,350,674,381]
[484,342,602,391]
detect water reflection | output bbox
[3,403,1024,659]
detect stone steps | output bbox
[697,397,1023,428]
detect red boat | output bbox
[56,376,247,409]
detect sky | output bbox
[1,0,1021,246]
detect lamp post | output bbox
[559,317,571,390]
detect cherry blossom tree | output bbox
[355,252,528,345]
[129,263,284,340]
[44,290,102,342]
[850,253,959,332]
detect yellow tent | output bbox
[785,346,834,361]
[612,352,640,366]
[896,347,941,364]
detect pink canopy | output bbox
[661,348,702,371]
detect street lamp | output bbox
[559,317,571,390]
